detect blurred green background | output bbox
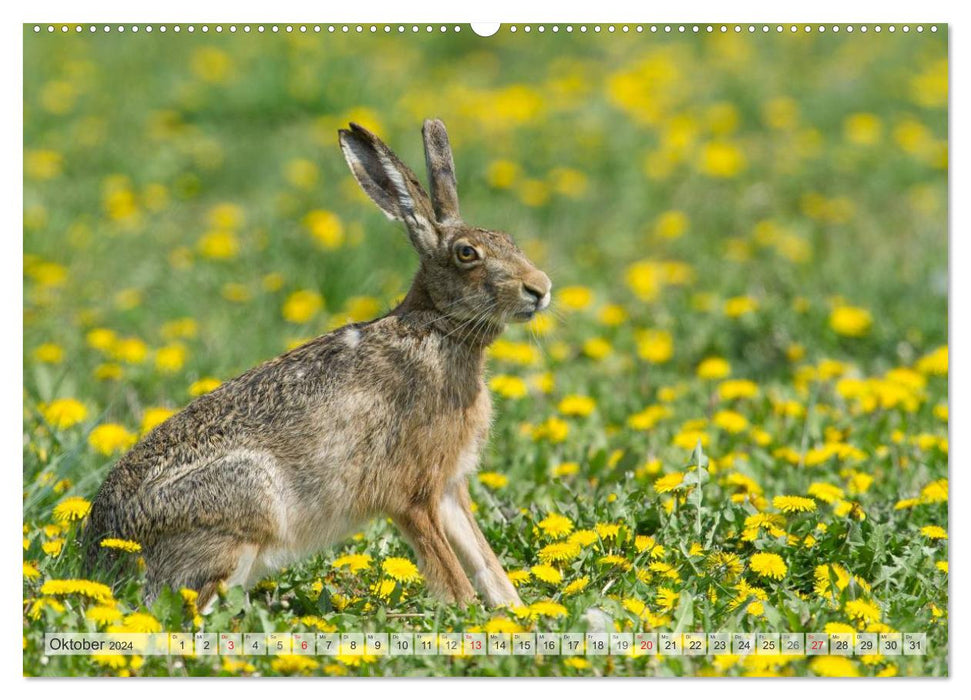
[25,26,947,394]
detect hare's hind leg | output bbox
[146,534,261,614]
[392,507,476,605]
[141,450,287,609]
[440,482,522,608]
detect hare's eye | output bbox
[456,245,479,263]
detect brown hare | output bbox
[84,119,551,612]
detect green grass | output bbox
[23,25,948,677]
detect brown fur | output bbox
[83,119,551,611]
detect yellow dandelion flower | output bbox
[198,230,239,260]
[807,482,844,504]
[915,345,947,375]
[42,539,65,557]
[598,554,632,571]
[99,538,141,553]
[538,541,581,564]
[582,337,612,360]
[489,375,528,399]
[718,379,758,400]
[86,605,123,626]
[530,565,563,584]
[41,398,88,430]
[532,416,569,443]
[636,329,674,364]
[627,404,672,431]
[484,616,524,634]
[94,363,124,381]
[221,657,256,674]
[557,286,593,311]
[811,656,859,677]
[154,344,187,373]
[140,407,175,434]
[697,356,731,380]
[161,318,199,341]
[656,587,679,611]
[568,530,598,547]
[370,579,396,599]
[27,596,65,619]
[92,654,128,670]
[698,140,746,178]
[829,306,872,337]
[844,113,883,146]
[40,578,114,604]
[537,513,574,538]
[528,600,569,618]
[749,552,787,580]
[773,495,817,513]
[303,210,345,249]
[654,210,688,239]
[25,149,64,180]
[331,553,372,573]
[189,377,221,396]
[478,472,508,489]
[713,410,749,433]
[562,577,590,596]
[116,613,162,634]
[597,304,628,326]
[595,523,622,540]
[649,561,681,582]
[109,337,149,364]
[489,339,541,365]
[382,557,421,583]
[552,461,580,477]
[53,496,91,522]
[920,479,948,504]
[88,424,137,456]
[654,472,685,494]
[507,569,531,586]
[724,296,759,318]
[487,160,520,189]
[271,654,319,674]
[525,314,556,336]
[845,599,882,625]
[558,394,596,417]
[920,525,947,540]
[282,290,324,324]
[33,342,64,364]
[706,551,744,581]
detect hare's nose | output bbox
[523,271,552,307]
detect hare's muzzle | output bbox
[517,269,552,318]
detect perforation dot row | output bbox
[32,24,941,35]
[34,25,465,34]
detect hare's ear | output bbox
[338,123,438,254]
[422,118,460,223]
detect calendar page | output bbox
[23,21,948,679]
